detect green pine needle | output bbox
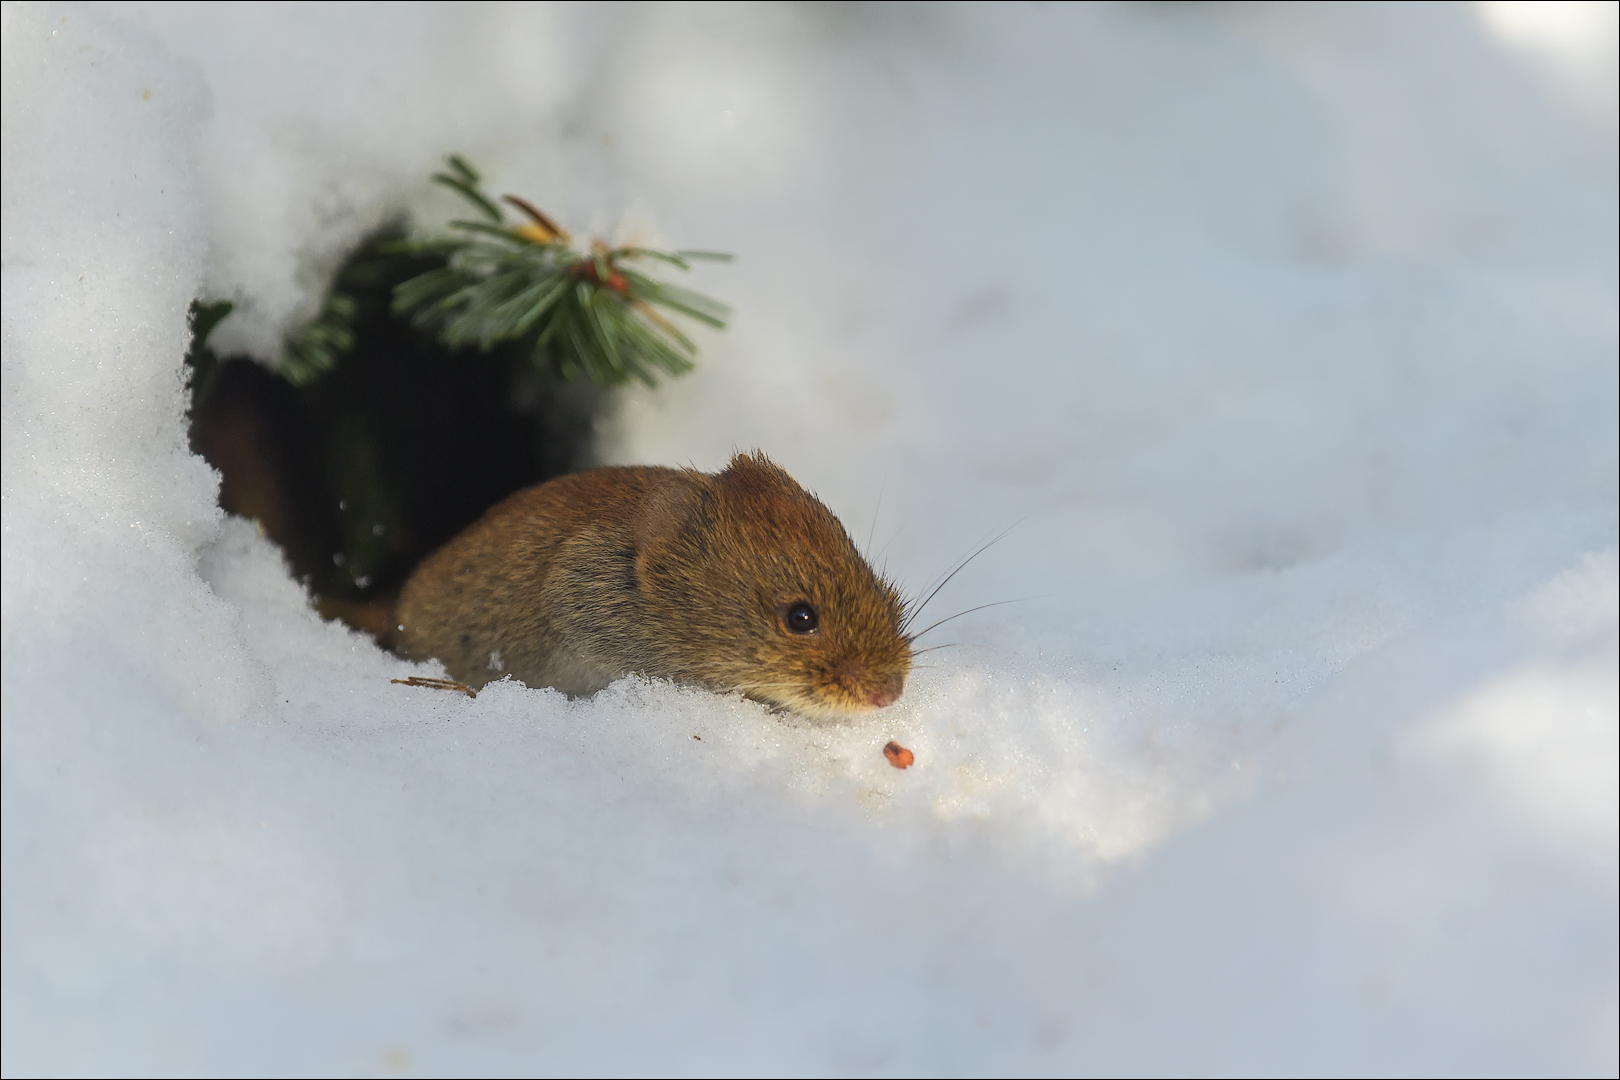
[392,155,731,387]
[283,291,359,385]
[432,175,503,222]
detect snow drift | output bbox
[3,2,1616,1074]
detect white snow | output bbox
[3,1,1616,1074]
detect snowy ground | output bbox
[3,2,1616,1075]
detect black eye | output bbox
[784,602,819,635]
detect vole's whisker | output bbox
[865,480,885,559]
[906,533,1007,625]
[900,522,1019,634]
[876,523,907,564]
[907,529,994,614]
[908,597,1032,642]
[910,641,990,655]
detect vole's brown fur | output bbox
[394,452,911,717]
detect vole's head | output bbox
[635,452,911,718]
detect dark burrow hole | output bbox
[185,228,603,638]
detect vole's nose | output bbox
[868,673,904,709]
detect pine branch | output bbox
[391,155,732,387]
[282,291,359,385]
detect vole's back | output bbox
[395,466,682,695]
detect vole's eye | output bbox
[783,602,819,635]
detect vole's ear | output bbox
[718,450,791,495]
[634,473,708,554]
[716,451,834,537]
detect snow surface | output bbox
[3,1,1616,1074]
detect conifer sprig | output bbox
[390,156,731,386]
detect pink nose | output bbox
[868,674,903,709]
